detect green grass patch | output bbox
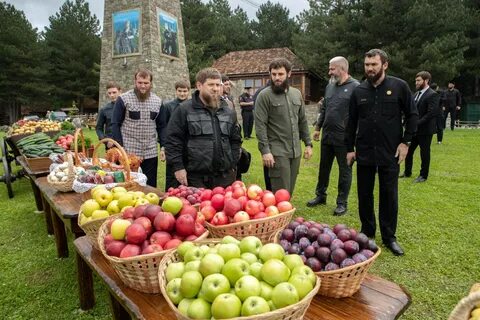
[0,128,479,319]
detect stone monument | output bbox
[98,0,189,108]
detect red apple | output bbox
[277,201,293,212]
[142,244,164,254]
[172,234,185,241]
[225,186,232,192]
[179,205,198,220]
[133,204,148,219]
[211,211,229,225]
[245,200,264,217]
[103,234,115,246]
[149,231,172,247]
[194,222,206,236]
[125,223,148,245]
[265,205,280,217]
[164,239,182,250]
[185,235,198,241]
[200,205,216,222]
[175,214,195,237]
[262,192,277,207]
[237,196,248,209]
[134,216,153,235]
[233,211,250,222]
[224,191,233,200]
[200,200,212,210]
[247,184,263,200]
[144,205,162,223]
[154,212,176,232]
[212,186,225,195]
[200,189,213,201]
[119,244,142,258]
[106,240,126,257]
[253,212,267,220]
[275,189,291,202]
[232,187,245,199]
[223,198,243,217]
[211,194,225,211]
[231,180,246,190]
[141,240,150,251]
[196,212,206,225]
[122,207,135,219]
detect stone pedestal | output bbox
[98,0,189,108]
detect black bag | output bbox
[237,147,251,174]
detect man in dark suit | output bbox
[401,71,440,183]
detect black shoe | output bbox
[333,204,347,216]
[384,241,404,256]
[414,176,427,183]
[306,196,326,207]
[399,172,411,178]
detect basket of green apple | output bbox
[97,197,210,294]
[158,235,320,320]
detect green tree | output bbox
[0,2,50,122]
[43,0,100,111]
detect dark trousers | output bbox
[242,111,254,138]
[165,163,175,191]
[186,170,236,189]
[357,163,399,244]
[141,157,158,188]
[436,112,444,142]
[263,166,272,191]
[404,134,433,179]
[314,143,352,205]
[444,107,457,130]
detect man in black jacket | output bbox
[165,68,242,188]
[96,82,121,148]
[401,71,440,183]
[307,56,359,216]
[443,81,461,131]
[346,49,418,256]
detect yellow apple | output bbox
[107,200,120,215]
[79,214,89,225]
[111,186,128,193]
[81,199,101,217]
[135,198,150,207]
[91,210,110,220]
[110,219,132,240]
[94,189,113,207]
[113,191,127,200]
[145,192,160,205]
[91,185,107,198]
[118,193,136,209]
[134,191,146,199]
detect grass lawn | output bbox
[0,128,479,319]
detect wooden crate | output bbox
[24,156,52,173]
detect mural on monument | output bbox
[157,10,179,58]
[112,9,141,57]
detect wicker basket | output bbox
[47,151,75,192]
[205,208,295,244]
[449,284,480,320]
[97,216,209,294]
[79,212,120,250]
[158,239,321,320]
[73,128,91,165]
[272,229,381,298]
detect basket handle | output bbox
[73,128,86,166]
[92,138,131,181]
[65,151,75,178]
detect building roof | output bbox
[212,47,308,76]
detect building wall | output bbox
[99,0,189,109]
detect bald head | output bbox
[329,56,349,72]
[328,56,349,84]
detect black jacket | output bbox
[415,87,440,135]
[96,101,114,139]
[165,90,242,175]
[442,88,461,109]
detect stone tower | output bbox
[98,0,189,108]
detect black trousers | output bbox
[314,143,352,205]
[436,112,444,142]
[444,107,457,130]
[357,163,399,244]
[404,134,433,178]
[187,170,237,189]
[242,110,254,138]
[263,166,272,191]
[141,157,158,188]
[165,163,175,191]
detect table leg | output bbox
[42,197,54,235]
[51,208,69,258]
[109,292,131,320]
[75,251,95,310]
[29,177,44,213]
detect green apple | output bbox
[235,275,261,301]
[199,253,225,277]
[268,300,276,311]
[184,260,201,272]
[166,262,185,282]
[166,278,184,304]
[91,209,110,220]
[249,262,263,279]
[145,192,160,205]
[94,189,113,207]
[283,254,305,271]
[241,296,270,316]
[106,200,120,214]
[81,199,101,217]
[134,191,145,199]
[260,259,290,287]
[271,282,299,309]
[211,293,242,319]
[259,281,273,300]
[291,265,317,286]
[217,243,241,262]
[135,198,150,207]
[110,219,132,240]
[199,245,210,255]
[184,246,204,263]
[91,185,106,198]
[161,196,183,215]
[239,236,262,255]
[221,258,250,286]
[187,298,211,319]
[241,252,258,264]
[79,214,89,226]
[180,271,203,298]
[117,193,136,209]
[221,235,240,245]
[111,186,127,193]
[113,191,127,200]
[177,298,194,316]
[207,248,218,254]
[288,274,314,299]
[177,241,195,259]
[259,243,285,262]
[200,273,231,302]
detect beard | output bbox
[134,87,150,101]
[271,78,289,94]
[200,91,220,109]
[366,69,384,84]
[329,75,340,85]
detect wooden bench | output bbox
[74,236,411,320]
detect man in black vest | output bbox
[401,71,440,183]
[443,82,461,131]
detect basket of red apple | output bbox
[273,217,381,298]
[97,195,209,293]
[201,182,295,243]
[158,235,320,320]
[78,185,162,250]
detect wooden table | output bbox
[74,237,411,319]
[16,156,50,213]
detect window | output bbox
[244,78,263,93]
